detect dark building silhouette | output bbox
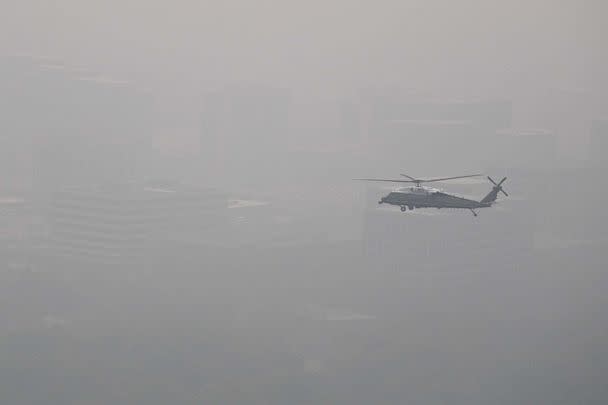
[589,119,608,168]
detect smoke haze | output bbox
[1,1,607,404]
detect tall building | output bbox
[0,56,154,194]
[492,129,558,171]
[589,119,608,168]
[372,99,512,132]
[362,184,534,272]
[201,84,291,186]
[339,101,363,145]
[0,197,29,266]
[362,95,513,174]
[46,183,228,263]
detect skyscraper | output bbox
[201,84,291,186]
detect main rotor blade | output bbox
[418,174,484,183]
[353,178,415,183]
[400,174,418,181]
[498,177,507,186]
[487,176,498,186]
[500,189,509,197]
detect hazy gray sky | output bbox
[3,0,606,97]
[2,3,608,404]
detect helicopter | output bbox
[355,174,508,216]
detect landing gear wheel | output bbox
[400,206,407,212]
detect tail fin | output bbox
[480,176,508,204]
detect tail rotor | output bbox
[480,176,508,204]
[488,176,508,197]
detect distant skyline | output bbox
[1,3,608,404]
[3,1,606,161]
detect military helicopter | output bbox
[355,174,508,216]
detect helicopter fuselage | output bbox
[378,186,491,211]
[356,174,506,216]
